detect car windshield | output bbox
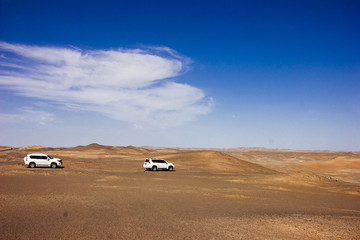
[48,155,53,159]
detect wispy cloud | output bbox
[0,42,212,127]
[0,108,54,126]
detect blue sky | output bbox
[0,0,359,150]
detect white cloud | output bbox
[0,108,54,126]
[0,42,212,127]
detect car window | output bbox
[48,155,53,159]
[160,160,166,163]
[40,156,47,159]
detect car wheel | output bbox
[51,163,57,169]
[168,166,173,171]
[152,166,157,171]
[29,162,36,168]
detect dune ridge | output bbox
[0,143,359,239]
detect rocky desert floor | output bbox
[0,144,359,239]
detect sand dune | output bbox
[156,150,276,174]
[304,155,360,170]
[0,144,359,239]
[18,145,47,151]
[224,149,360,184]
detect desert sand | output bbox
[1,144,359,239]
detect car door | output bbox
[152,160,163,169]
[159,160,168,169]
[29,155,40,166]
[38,155,49,167]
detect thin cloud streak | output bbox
[0,42,212,127]
[0,108,54,126]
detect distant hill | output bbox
[5,144,358,154]
[114,145,150,154]
[63,143,150,154]
[159,150,276,174]
[0,146,16,152]
[19,145,47,151]
[68,143,115,151]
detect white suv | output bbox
[24,153,62,168]
[143,158,175,171]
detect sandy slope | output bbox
[223,149,360,184]
[0,145,359,239]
